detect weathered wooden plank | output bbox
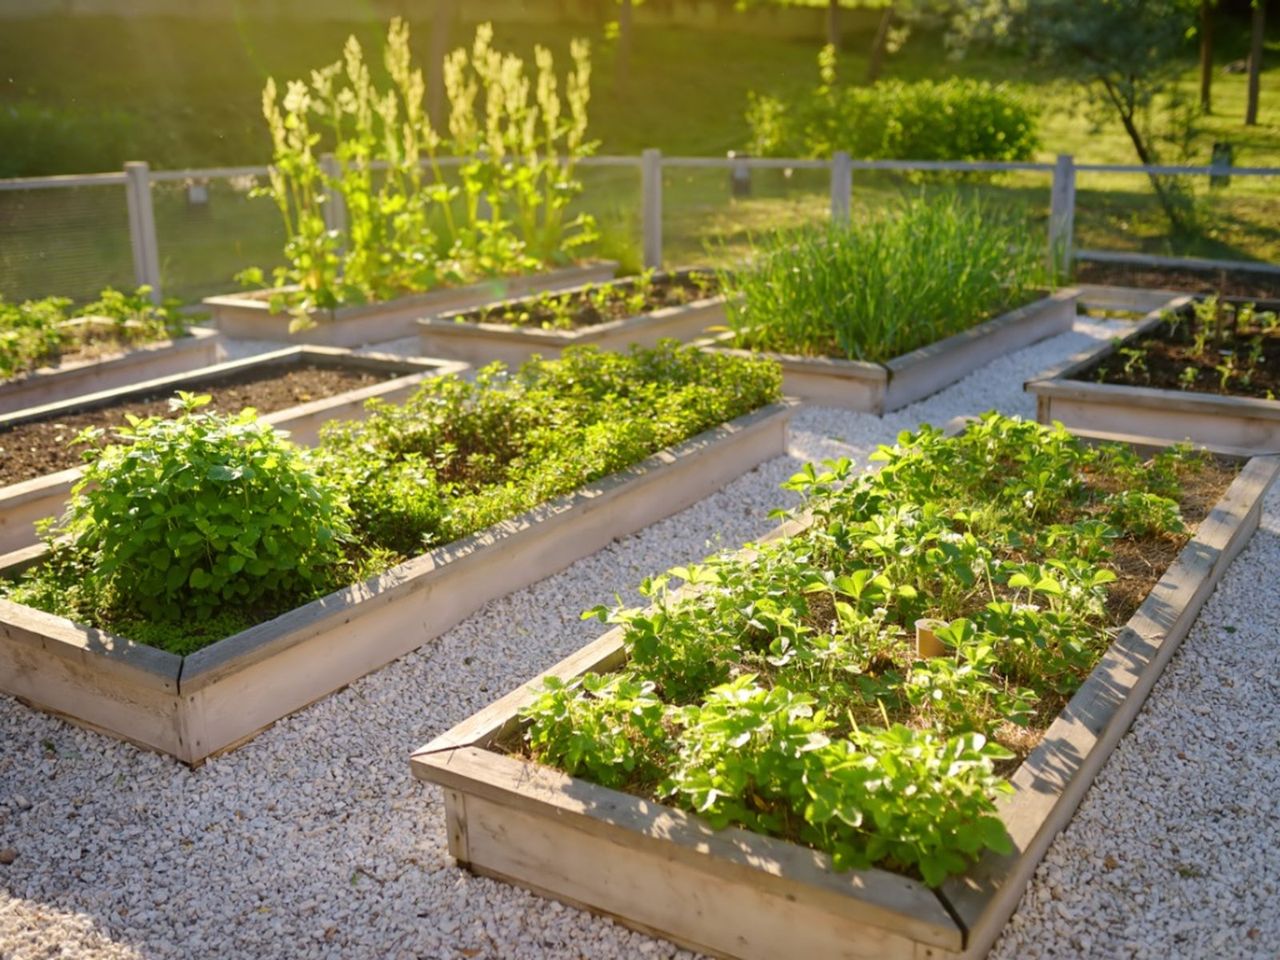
[205,262,619,346]
[425,748,962,954]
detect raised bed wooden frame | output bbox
[415,269,726,366]
[0,401,794,765]
[704,289,1079,414]
[411,433,1279,960]
[0,326,221,416]
[0,347,468,555]
[203,262,618,347]
[1027,295,1280,453]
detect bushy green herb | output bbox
[719,194,1045,363]
[522,415,1220,885]
[747,46,1038,164]
[316,341,781,556]
[7,344,780,653]
[9,394,351,636]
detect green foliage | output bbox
[0,286,187,381]
[316,342,782,557]
[11,394,351,632]
[720,193,1045,362]
[4,344,777,653]
[243,19,598,325]
[747,45,1038,163]
[523,414,1215,884]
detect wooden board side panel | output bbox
[779,366,885,412]
[884,294,1077,412]
[1040,395,1280,454]
[461,791,951,960]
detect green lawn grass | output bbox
[3,14,1280,302]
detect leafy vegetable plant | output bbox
[521,414,1226,885]
[240,19,598,325]
[720,194,1046,363]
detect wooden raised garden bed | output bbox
[0,347,467,555]
[411,427,1278,960]
[0,401,793,764]
[204,262,619,348]
[1027,295,1280,453]
[0,325,221,416]
[706,289,1079,414]
[416,269,726,366]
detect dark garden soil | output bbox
[1074,311,1280,399]
[1076,261,1280,300]
[459,272,718,330]
[0,364,391,485]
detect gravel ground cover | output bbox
[3,314,1278,959]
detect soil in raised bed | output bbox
[1076,261,1280,300]
[0,364,393,486]
[458,272,718,330]
[1073,306,1280,399]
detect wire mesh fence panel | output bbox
[661,164,830,269]
[0,183,135,304]
[1074,170,1280,264]
[848,168,1052,252]
[574,163,642,273]
[151,173,285,304]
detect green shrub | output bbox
[721,193,1046,362]
[13,394,351,633]
[747,46,1039,163]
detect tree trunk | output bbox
[1246,0,1265,125]
[826,0,840,49]
[427,0,458,133]
[1101,77,1187,231]
[866,6,895,83]
[1199,0,1213,113]
[615,0,633,89]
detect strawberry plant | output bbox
[522,414,1225,885]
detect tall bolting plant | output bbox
[241,20,598,324]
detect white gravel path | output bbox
[3,314,1277,959]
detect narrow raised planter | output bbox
[0,400,794,764]
[1027,295,1280,453]
[707,289,1079,414]
[410,436,1278,960]
[0,326,221,416]
[0,347,467,555]
[204,262,619,348]
[416,270,726,366]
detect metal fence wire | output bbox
[2,153,1279,307]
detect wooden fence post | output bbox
[123,161,162,303]
[1048,153,1076,279]
[642,148,663,270]
[830,151,852,224]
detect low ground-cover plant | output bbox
[720,194,1045,362]
[519,414,1232,886]
[1084,296,1280,400]
[239,19,598,326]
[747,46,1039,164]
[453,270,717,331]
[5,342,780,653]
[0,286,187,381]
